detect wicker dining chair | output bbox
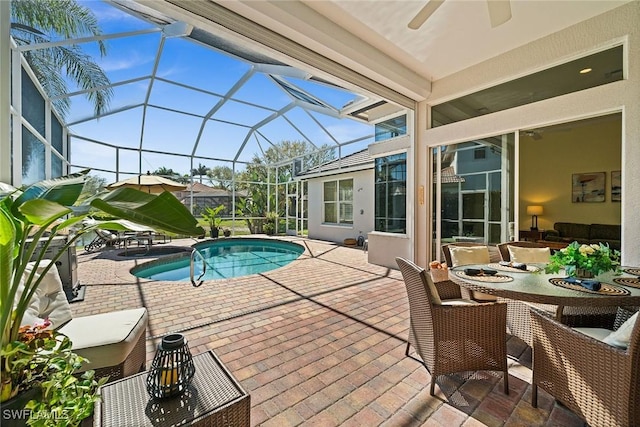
[531,306,640,427]
[441,242,499,301]
[396,257,509,396]
[494,241,556,344]
[497,241,618,345]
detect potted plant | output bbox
[202,205,225,239]
[0,170,204,425]
[545,241,621,278]
[263,211,278,236]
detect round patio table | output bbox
[449,265,640,316]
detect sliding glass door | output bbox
[432,134,515,257]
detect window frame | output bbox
[322,178,354,226]
[374,152,407,234]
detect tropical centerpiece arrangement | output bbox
[545,241,621,278]
[0,171,204,426]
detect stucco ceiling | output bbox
[212,0,631,102]
[303,0,631,81]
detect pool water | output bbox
[131,238,304,281]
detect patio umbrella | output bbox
[107,173,187,194]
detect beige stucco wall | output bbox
[417,1,640,266]
[519,117,622,232]
[306,168,374,245]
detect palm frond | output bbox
[10,0,112,117]
[11,0,107,56]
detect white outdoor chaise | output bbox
[19,261,148,381]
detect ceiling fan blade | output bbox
[487,0,512,28]
[408,0,446,30]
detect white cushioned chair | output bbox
[18,261,148,381]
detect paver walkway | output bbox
[73,236,583,426]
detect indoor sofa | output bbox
[543,222,621,251]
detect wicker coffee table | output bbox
[94,351,250,427]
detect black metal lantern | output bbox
[146,333,195,399]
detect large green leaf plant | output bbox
[0,170,204,411]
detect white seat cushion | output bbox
[573,327,613,342]
[508,246,551,263]
[441,299,477,306]
[59,308,148,371]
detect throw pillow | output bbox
[20,261,73,329]
[449,246,490,267]
[603,311,639,349]
[508,246,551,263]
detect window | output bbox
[431,45,623,127]
[323,179,353,225]
[375,115,407,141]
[375,153,407,233]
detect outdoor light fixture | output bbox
[526,205,543,231]
[146,333,195,399]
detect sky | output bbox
[64,1,375,184]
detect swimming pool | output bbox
[131,238,305,281]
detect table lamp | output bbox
[526,205,543,231]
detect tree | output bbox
[152,167,177,178]
[76,174,107,203]
[237,140,335,233]
[10,0,112,118]
[207,166,233,190]
[191,163,209,184]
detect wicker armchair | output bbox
[497,241,618,345]
[531,306,640,426]
[495,241,556,345]
[396,257,509,395]
[441,243,499,301]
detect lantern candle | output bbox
[146,333,195,399]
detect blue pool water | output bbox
[131,238,304,281]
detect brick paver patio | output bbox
[73,236,583,426]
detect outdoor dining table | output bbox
[449,264,640,319]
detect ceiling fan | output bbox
[408,0,512,30]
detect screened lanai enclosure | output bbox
[9,0,397,235]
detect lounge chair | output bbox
[84,229,129,253]
[19,260,148,381]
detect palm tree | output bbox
[152,167,177,178]
[192,163,209,184]
[10,0,112,117]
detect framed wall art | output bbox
[572,172,605,203]
[611,170,621,202]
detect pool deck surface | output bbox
[73,236,584,426]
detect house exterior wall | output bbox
[307,169,374,245]
[416,1,640,266]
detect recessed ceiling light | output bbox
[580,68,592,74]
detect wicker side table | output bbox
[94,351,250,427]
